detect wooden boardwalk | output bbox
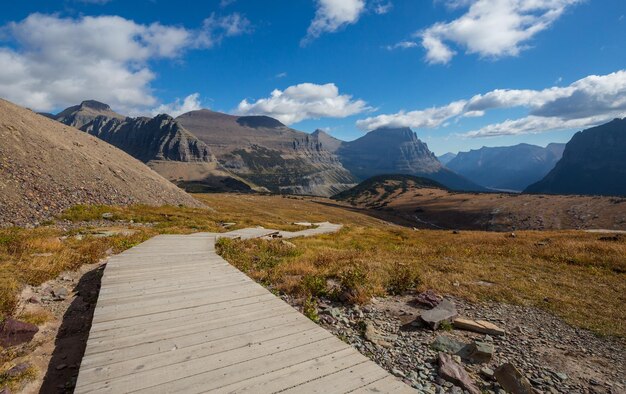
[74,224,415,393]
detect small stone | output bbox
[420,299,458,330]
[554,372,568,381]
[364,322,393,348]
[280,240,296,248]
[494,363,534,394]
[52,287,69,300]
[481,367,495,379]
[101,212,114,219]
[55,364,67,370]
[392,368,406,378]
[6,363,30,377]
[415,290,443,309]
[0,387,11,394]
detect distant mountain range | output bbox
[446,143,566,191]
[526,118,626,196]
[437,152,457,165]
[48,101,484,195]
[48,100,624,197]
[46,101,251,193]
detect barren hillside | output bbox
[0,99,202,226]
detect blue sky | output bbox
[1,0,625,155]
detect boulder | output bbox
[0,318,39,347]
[452,318,505,336]
[431,335,466,354]
[364,322,393,348]
[0,387,11,394]
[467,341,494,363]
[438,353,481,394]
[494,363,534,394]
[420,299,457,329]
[415,290,443,309]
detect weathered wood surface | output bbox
[75,224,414,393]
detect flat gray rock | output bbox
[420,299,458,329]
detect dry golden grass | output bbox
[210,195,626,338]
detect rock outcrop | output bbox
[335,128,485,192]
[177,109,357,196]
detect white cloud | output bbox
[151,93,203,118]
[386,40,419,50]
[374,1,393,14]
[421,0,581,64]
[462,115,608,138]
[275,72,288,79]
[0,13,249,114]
[236,83,370,125]
[356,101,466,130]
[196,13,251,47]
[302,0,366,44]
[356,70,626,136]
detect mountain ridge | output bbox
[525,118,626,196]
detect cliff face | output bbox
[526,119,626,196]
[447,143,565,191]
[177,110,357,196]
[82,114,215,164]
[53,103,255,193]
[335,128,485,192]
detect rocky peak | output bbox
[79,100,113,112]
[236,115,286,129]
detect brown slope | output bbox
[332,175,626,231]
[176,110,357,196]
[0,99,203,227]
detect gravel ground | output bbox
[283,293,626,394]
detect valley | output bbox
[332,175,626,231]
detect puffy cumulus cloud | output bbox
[236,83,370,125]
[421,0,581,64]
[302,0,366,44]
[356,101,466,130]
[462,115,609,138]
[151,93,203,118]
[0,13,249,114]
[356,70,626,135]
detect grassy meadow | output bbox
[1,192,625,338]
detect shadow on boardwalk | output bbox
[40,265,104,393]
